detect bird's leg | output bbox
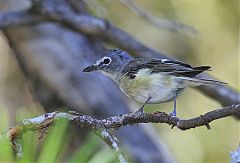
[136,96,152,114]
[170,91,178,117]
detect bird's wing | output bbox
[122,58,211,79]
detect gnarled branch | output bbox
[5,104,240,161]
[7,112,127,163]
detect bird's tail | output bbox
[177,77,227,87]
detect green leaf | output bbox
[0,136,14,162]
[68,133,100,163]
[37,119,69,163]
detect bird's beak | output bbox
[82,64,99,72]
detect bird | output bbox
[83,48,225,116]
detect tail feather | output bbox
[177,77,227,87]
[193,66,211,72]
[180,66,211,77]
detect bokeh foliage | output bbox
[0,0,239,163]
[0,110,117,163]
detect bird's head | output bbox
[83,49,133,77]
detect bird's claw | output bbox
[135,107,144,116]
[169,111,176,117]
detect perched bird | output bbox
[83,49,225,116]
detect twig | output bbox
[5,104,240,150]
[6,112,127,163]
[95,129,127,163]
[4,104,239,160]
[4,104,239,161]
[103,104,240,130]
[6,104,239,134]
[120,0,198,36]
[0,10,43,29]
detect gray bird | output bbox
[83,49,225,116]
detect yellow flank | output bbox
[119,69,175,103]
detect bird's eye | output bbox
[103,58,111,64]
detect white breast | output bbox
[119,69,182,104]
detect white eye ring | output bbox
[95,56,112,66]
[101,56,112,65]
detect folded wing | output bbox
[122,58,225,85]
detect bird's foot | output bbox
[135,107,144,116]
[169,111,179,129]
[200,115,211,130]
[169,110,176,117]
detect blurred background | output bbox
[0,0,239,163]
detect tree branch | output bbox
[120,0,198,36]
[104,104,240,130]
[6,104,239,135]
[0,10,43,29]
[28,0,240,107]
[95,129,127,163]
[5,104,240,155]
[0,0,239,108]
[6,112,127,163]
